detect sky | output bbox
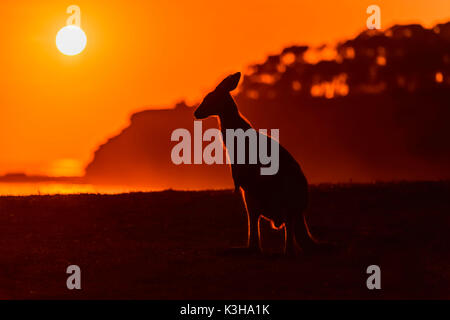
[0,0,449,176]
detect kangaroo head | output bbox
[194,72,241,119]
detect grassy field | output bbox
[0,181,449,299]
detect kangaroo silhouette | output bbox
[194,72,326,255]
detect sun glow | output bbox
[56,25,87,56]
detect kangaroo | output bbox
[194,72,325,255]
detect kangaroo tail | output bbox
[293,213,319,251]
[294,213,336,254]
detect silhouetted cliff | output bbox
[85,22,450,189]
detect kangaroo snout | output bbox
[194,101,211,119]
[193,108,204,119]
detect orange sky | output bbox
[0,0,449,176]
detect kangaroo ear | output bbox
[216,72,241,92]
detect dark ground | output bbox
[0,181,449,299]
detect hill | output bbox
[85,22,450,188]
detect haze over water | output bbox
[0,183,156,196]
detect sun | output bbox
[56,25,87,56]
